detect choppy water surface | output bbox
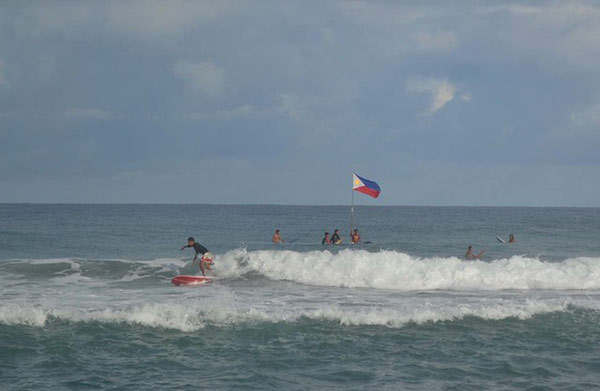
[1,204,599,390]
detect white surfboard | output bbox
[496,236,506,243]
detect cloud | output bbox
[406,77,458,115]
[106,0,230,38]
[571,103,600,127]
[460,93,471,102]
[65,108,111,120]
[172,60,226,94]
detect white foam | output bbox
[0,298,592,331]
[0,304,48,327]
[215,249,600,291]
[309,299,574,327]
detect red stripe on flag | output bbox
[354,186,380,198]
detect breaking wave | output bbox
[0,300,588,331]
[215,249,600,291]
[3,249,600,291]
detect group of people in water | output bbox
[465,233,516,260]
[273,229,362,245]
[183,232,518,276]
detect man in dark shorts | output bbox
[330,229,342,245]
[181,237,213,276]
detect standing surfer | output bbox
[181,237,213,276]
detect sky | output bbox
[1,1,599,206]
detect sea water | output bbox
[1,204,599,390]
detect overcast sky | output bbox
[1,1,599,206]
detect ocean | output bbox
[1,204,599,390]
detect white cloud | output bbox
[570,103,600,127]
[14,1,233,40]
[65,108,111,120]
[406,77,458,115]
[172,60,226,94]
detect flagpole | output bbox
[350,179,355,238]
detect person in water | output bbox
[322,232,331,245]
[465,246,484,260]
[181,237,213,276]
[272,229,285,244]
[508,234,516,243]
[330,229,342,245]
[351,229,361,244]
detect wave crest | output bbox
[0,300,582,331]
[215,249,600,291]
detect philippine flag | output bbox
[353,173,381,198]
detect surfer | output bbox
[330,229,342,245]
[272,229,285,244]
[509,234,516,243]
[351,229,361,244]
[322,232,331,245]
[465,246,484,260]
[181,237,213,276]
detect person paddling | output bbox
[465,246,484,260]
[181,237,213,276]
[350,229,361,244]
[272,229,285,244]
[330,229,342,245]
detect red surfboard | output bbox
[171,275,213,286]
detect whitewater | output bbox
[2,250,600,333]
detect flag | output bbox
[353,173,381,198]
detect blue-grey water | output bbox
[1,204,600,390]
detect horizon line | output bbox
[0,202,598,208]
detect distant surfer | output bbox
[509,234,516,243]
[181,237,213,276]
[330,229,342,245]
[465,246,484,260]
[272,229,285,244]
[322,232,331,245]
[351,229,361,244]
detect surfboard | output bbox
[496,236,506,243]
[171,275,213,286]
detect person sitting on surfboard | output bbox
[509,234,516,243]
[330,229,342,245]
[351,229,361,244]
[465,246,484,260]
[181,237,213,276]
[272,229,285,244]
[322,232,331,245]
